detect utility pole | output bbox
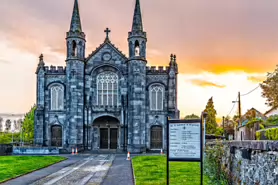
[238,91,242,125]
[222,116,225,139]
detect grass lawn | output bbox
[132,156,209,185]
[0,156,66,183]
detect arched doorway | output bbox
[93,116,120,150]
[51,125,62,147]
[150,125,163,149]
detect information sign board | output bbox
[166,118,204,185]
[169,122,201,161]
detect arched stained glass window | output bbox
[150,84,164,111]
[97,72,118,106]
[50,85,64,110]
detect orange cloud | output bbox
[0,0,278,76]
[190,79,226,88]
[175,55,278,75]
[247,75,266,83]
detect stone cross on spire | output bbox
[104,28,111,40]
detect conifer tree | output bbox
[204,97,218,134]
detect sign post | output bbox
[167,118,203,185]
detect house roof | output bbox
[238,107,267,128]
[264,106,278,116]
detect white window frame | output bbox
[96,72,118,106]
[50,85,64,110]
[150,84,164,111]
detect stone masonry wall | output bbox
[207,141,278,185]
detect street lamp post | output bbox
[12,129,14,144]
[202,112,208,148]
[20,122,23,146]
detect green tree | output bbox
[204,97,218,134]
[215,127,224,136]
[265,115,278,126]
[184,114,200,120]
[22,105,36,143]
[260,66,278,108]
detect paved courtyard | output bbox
[3,154,134,185]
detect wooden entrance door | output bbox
[110,128,118,149]
[51,125,62,147]
[100,128,108,149]
[151,126,162,149]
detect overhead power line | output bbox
[227,96,238,117]
[226,69,275,117]
[241,85,260,96]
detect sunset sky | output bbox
[1,0,278,121]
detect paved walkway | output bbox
[32,154,114,185]
[101,155,134,185]
[3,154,135,185]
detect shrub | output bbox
[0,133,21,144]
[256,131,261,140]
[257,128,278,140]
[205,141,233,184]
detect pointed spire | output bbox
[169,54,178,74]
[132,0,143,32]
[36,53,45,74]
[70,0,82,32]
[169,54,176,66]
[38,54,45,67]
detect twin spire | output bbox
[69,0,82,32]
[69,0,144,34]
[132,0,144,32]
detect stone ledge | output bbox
[207,140,278,151]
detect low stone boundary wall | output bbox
[13,146,59,155]
[207,141,278,185]
[0,144,13,155]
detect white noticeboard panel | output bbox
[169,123,201,160]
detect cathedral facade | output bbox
[34,0,179,153]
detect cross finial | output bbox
[104,28,111,40]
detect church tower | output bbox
[127,0,147,152]
[168,54,179,118]
[128,0,147,58]
[66,0,86,148]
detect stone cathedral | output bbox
[34,0,179,153]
